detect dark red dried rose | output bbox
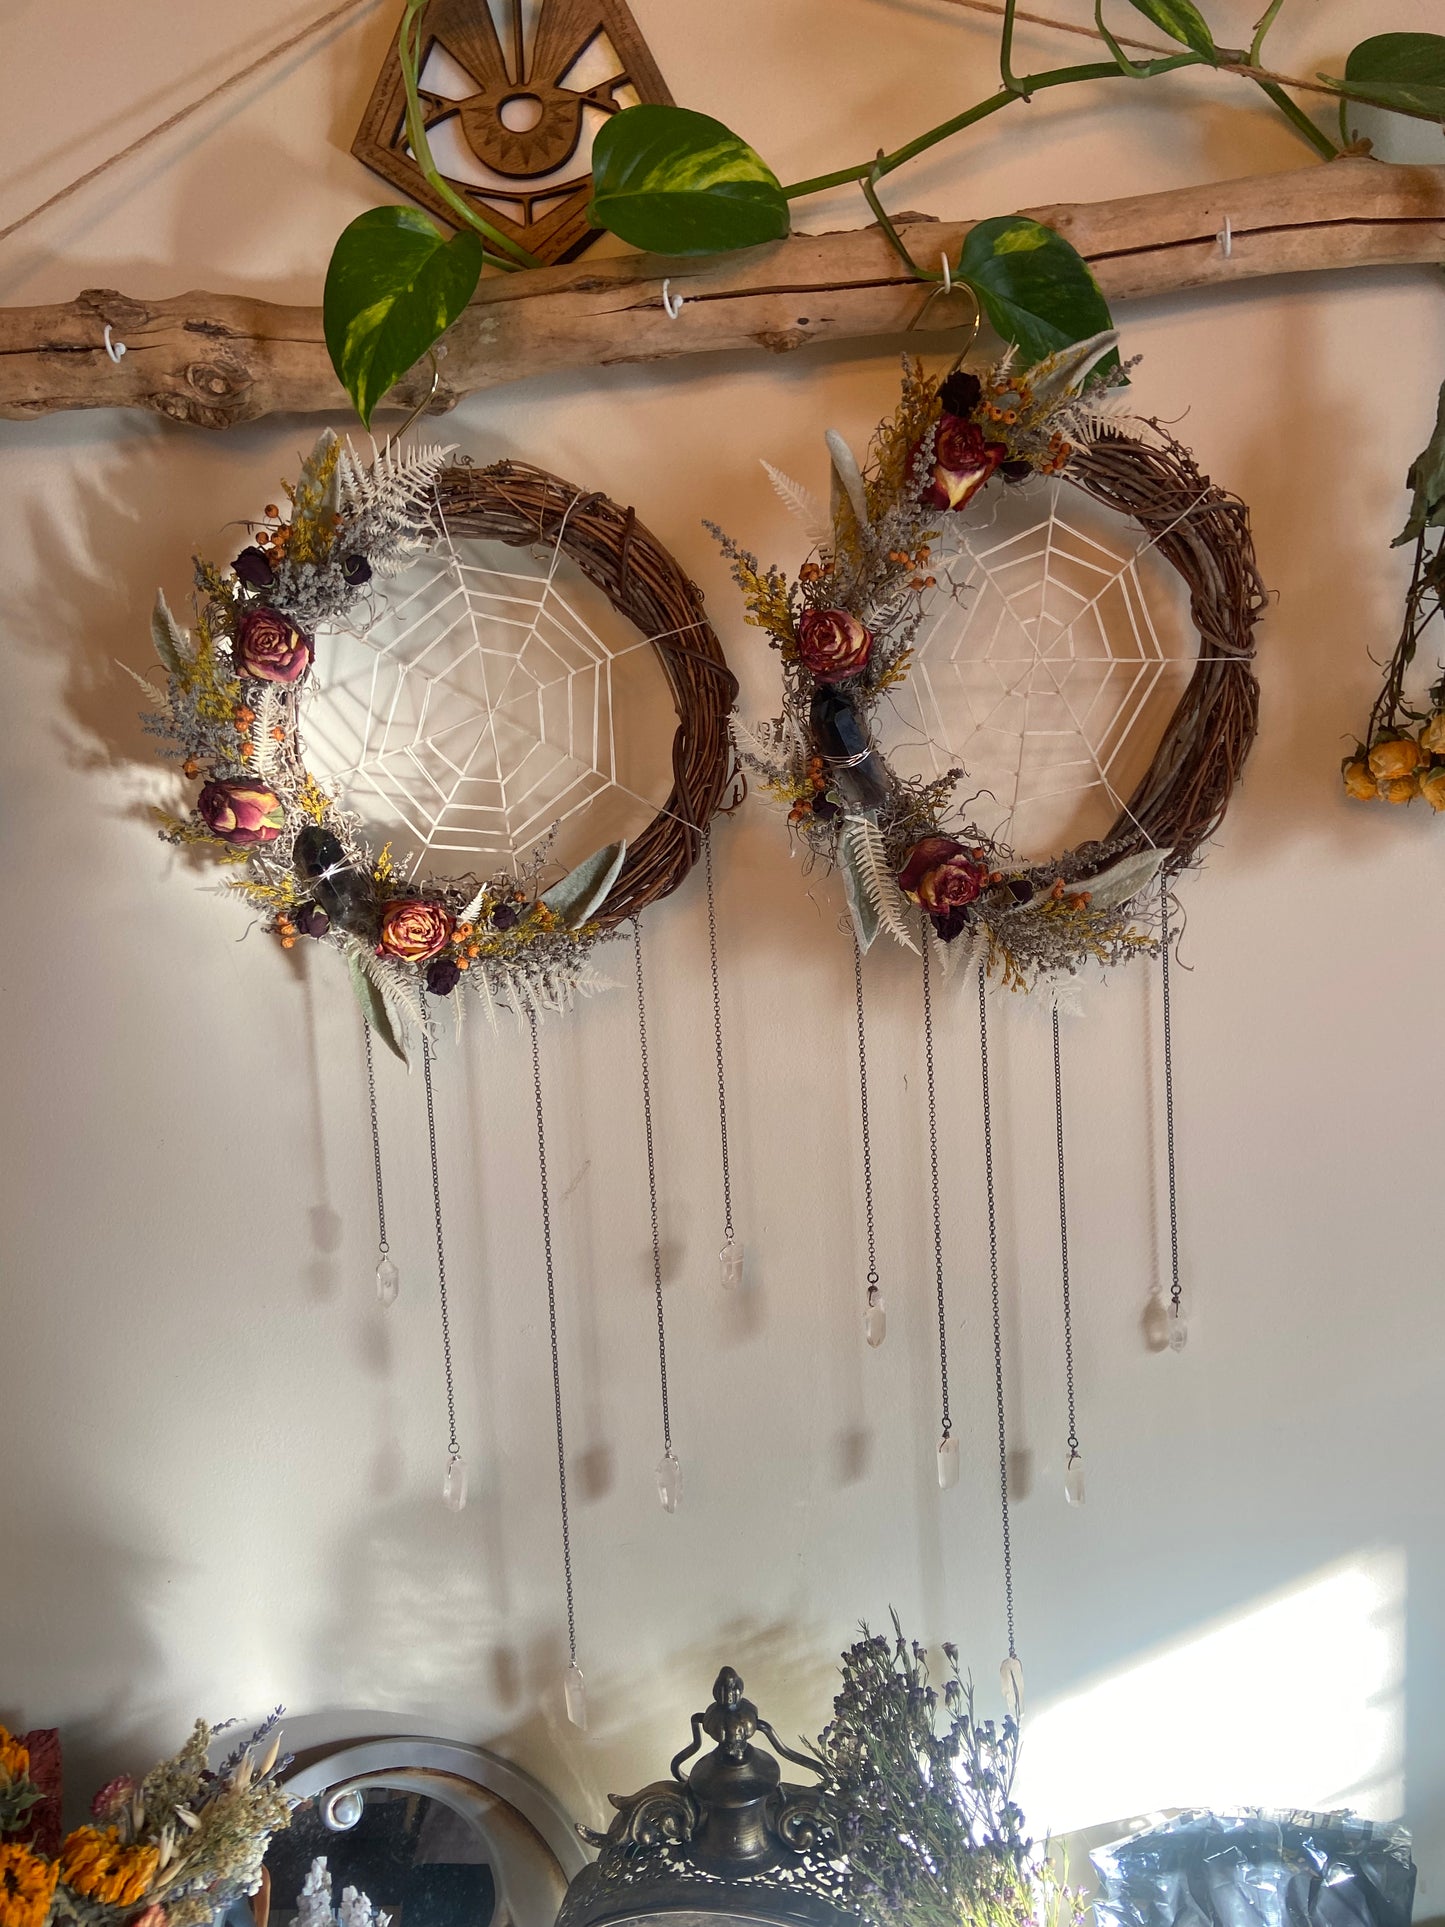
[232,546,276,590]
[920,414,1007,512]
[234,606,311,684]
[795,607,873,684]
[425,957,462,996]
[197,779,285,847]
[898,835,989,941]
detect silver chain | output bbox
[420,1018,459,1464]
[633,922,672,1456]
[528,1008,578,1668]
[363,1022,389,1257]
[852,933,880,1292]
[978,963,1016,1661]
[1159,875,1182,1317]
[1052,1007,1079,1460]
[703,829,735,1246]
[921,938,951,1437]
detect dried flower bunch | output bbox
[1342,380,1445,811]
[0,1717,292,1927]
[806,1618,1083,1927]
[139,434,632,1061]
[716,338,1187,987]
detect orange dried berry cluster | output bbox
[885,544,937,592]
[275,914,298,950]
[788,755,833,824]
[452,921,480,968]
[1343,717,1445,808]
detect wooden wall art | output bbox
[352,0,674,265]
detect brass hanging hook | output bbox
[909,252,982,371]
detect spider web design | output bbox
[300,501,681,881]
[884,477,1204,862]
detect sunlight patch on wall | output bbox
[1013,1551,1405,1838]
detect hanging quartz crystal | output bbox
[1000,1654,1025,1719]
[442,1454,467,1512]
[656,1452,682,1514]
[937,1431,960,1490]
[1142,1289,1172,1352]
[719,1239,743,1290]
[1064,1451,1085,1507]
[564,1661,588,1729]
[864,1284,886,1348]
[1167,1300,1188,1351]
[375,1255,399,1306]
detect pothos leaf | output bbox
[348,950,408,1065]
[958,217,1116,369]
[323,206,483,428]
[588,105,790,255]
[1324,33,1445,122]
[541,840,627,927]
[1123,0,1216,59]
[1395,380,1445,548]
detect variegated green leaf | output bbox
[589,106,789,255]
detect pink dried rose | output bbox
[795,608,873,684]
[89,1776,137,1821]
[919,414,1007,512]
[197,780,285,847]
[234,606,312,684]
[898,835,990,941]
[378,898,454,963]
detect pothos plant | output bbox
[321,0,1445,426]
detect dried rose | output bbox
[197,779,285,846]
[919,414,1007,512]
[1380,773,1419,804]
[88,1777,136,1822]
[1341,756,1377,802]
[937,370,982,417]
[294,902,331,939]
[796,608,873,684]
[491,901,520,930]
[379,897,454,962]
[425,957,462,996]
[234,606,311,685]
[1421,712,1445,755]
[232,546,276,590]
[1419,766,1445,811]
[898,835,989,941]
[1367,733,1423,782]
[340,554,373,586]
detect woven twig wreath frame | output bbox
[433,462,739,924]
[145,440,737,1053]
[1065,429,1264,879]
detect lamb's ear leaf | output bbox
[348,951,408,1065]
[541,841,627,928]
[1084,847,1172,911]
[151,591,189,676]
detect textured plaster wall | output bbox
[2,0,1444,1907]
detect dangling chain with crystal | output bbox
[977,964,1022,1716]
[421,1017,463,1510]
[921,939,955,1486]
[528,1008,585,1728]
[633,921,680,1513]
[1159,874,1185,1346]
[852,934,885,1347]
[363,1022,398,1307]
[1052,1007,1083,1506]
[704,829,741,1288]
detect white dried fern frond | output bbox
[842,815,918,953]
[250,686,285,779]
[337,440,455,576]
[761,461,830,549]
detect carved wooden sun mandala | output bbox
[353,0,674,265]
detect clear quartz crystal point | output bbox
[442,1455,467,1512]
[564,1661,587,1730]
[1064,1451,1085,1507]
[375,1256,399,1306]
[1000,1654,1025,1719]
[937,1431,960,1490]
[656,1451,682,1514]
[719,1240,743,1290]
[864,1285,886,1348]
[1167,1300,1189,1351]
[1142,1289,1172,1353]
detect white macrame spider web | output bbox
[300,498,680,880]
[883,476,1204,862]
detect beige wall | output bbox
[3,0,1444,1904]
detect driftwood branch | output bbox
[2,158,1441,430]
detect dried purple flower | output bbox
[232,546,276,590]
[425,957,462,996]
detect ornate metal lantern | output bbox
[558,1669,856,1927]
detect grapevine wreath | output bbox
[142,435,736,1056]
[717,334,1266,986]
